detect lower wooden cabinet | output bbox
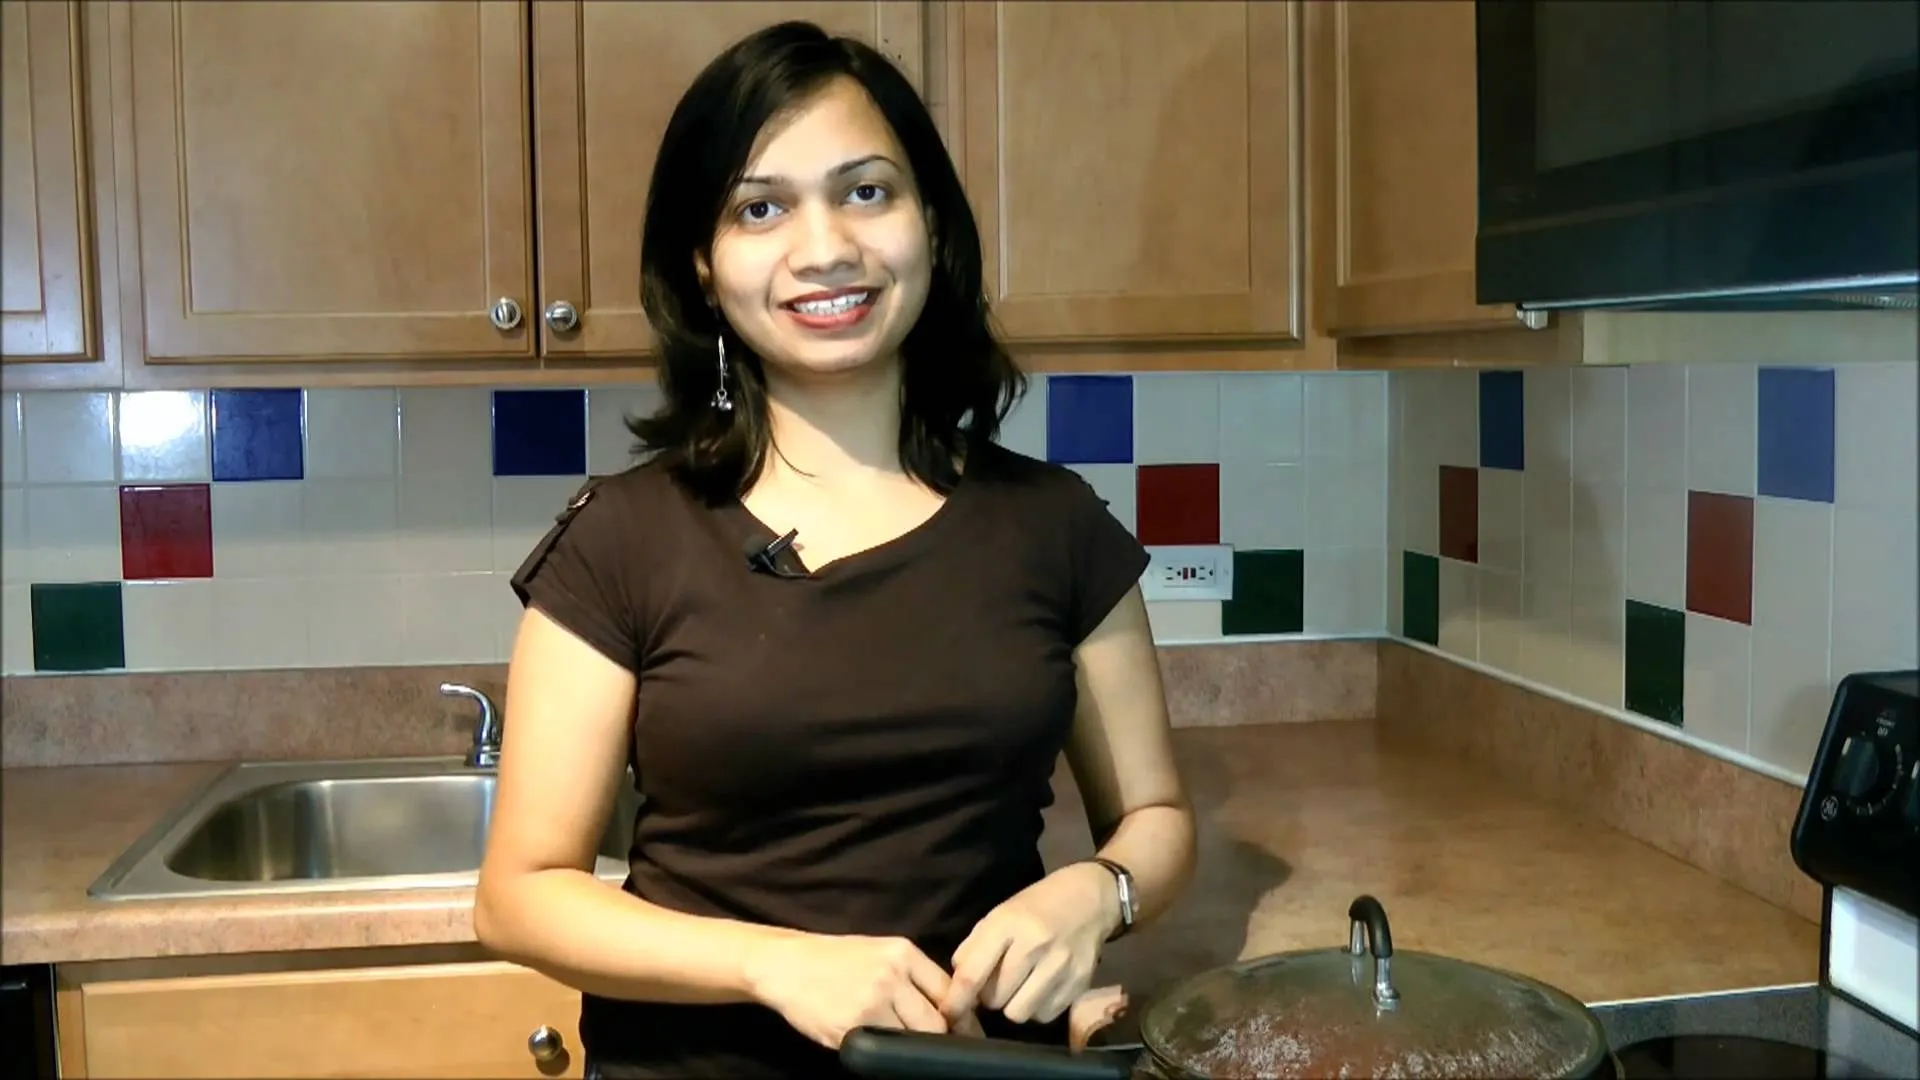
[64,959,584,1078]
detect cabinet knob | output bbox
[545,300,580,333]
[490,297,524,331]
[527,1024,565,1063]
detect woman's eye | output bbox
[848,183,885,205]
[739,199,782,223]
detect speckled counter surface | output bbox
[3,720,1821,1003]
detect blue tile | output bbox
[493,389,586,476]
[1479,370,1525,471]
[210,389,304,481]
[1757,367,1835,503]
[1046,375,1132,464]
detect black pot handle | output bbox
[1346,894,1401,1007]
[839,1028,1136,1080]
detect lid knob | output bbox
[1346,894,1399,1008]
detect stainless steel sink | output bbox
[88,757,638,901]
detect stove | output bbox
[1590,669,1920,1080]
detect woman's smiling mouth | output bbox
[783,287,879,329]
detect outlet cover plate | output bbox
[1140,544,1234,602]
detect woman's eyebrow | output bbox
[737,153,900,188]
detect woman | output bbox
[474,20,1195,1080]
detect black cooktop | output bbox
[1614,1034,1898,1078]
[1591,984,1919,1080]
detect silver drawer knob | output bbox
[545,300,580,333]
[527,1024,565,1063]
[490,297,524,331]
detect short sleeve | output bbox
[1065,472,1152,644]
[508,481,645,673]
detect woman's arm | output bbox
[474,607,797,1005]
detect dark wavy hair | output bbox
[628,20,1024,502]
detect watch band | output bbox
[1086,856,1137,940]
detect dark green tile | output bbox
[1402,551,1439,645]
[31,582,125,672]
[1624,599,1685,726]
[1222,549,1303,635]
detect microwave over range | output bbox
[1474,0,1918,313]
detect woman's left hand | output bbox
[939,862,1120,1025]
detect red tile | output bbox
[120,484,213,580]
[1136,464,1219,545]
[1438,465,1478,562]
[1687,490,1753,624]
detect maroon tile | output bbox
[1438,465,1479,562]
[1687,490,1753,624]
[1136,464,1220,545]
[120,484,214,580]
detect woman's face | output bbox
[700,77,933,381]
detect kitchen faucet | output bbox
[440,682,501,768]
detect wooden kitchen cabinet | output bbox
[952,1,1305,347]
[1,0,124,391]
[63,957,585,1078]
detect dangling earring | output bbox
[711,334,733,412]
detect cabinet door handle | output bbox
[527,1024,565,1063]
[490,297,525,331]
[545,300,580,333]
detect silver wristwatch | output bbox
[1087,857,1137,940]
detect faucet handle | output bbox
[440,682,502,766]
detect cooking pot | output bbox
[842,894,1620,1079]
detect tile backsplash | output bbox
[1390,360,1918,780]
[0,372,1393,676]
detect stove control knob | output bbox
[1833,735,1882,800]
[1902,762,1920,829]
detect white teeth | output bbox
[792,292,868,316]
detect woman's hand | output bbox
[743,932,960,1050]
[940,861,1120,1026]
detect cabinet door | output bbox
[2,0,96,363]
[78,961,585,1078]
[124,1,534,363]
[956,1,1301,345]
[532,1,925,359]
[1310,0,1517,336]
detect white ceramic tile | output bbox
[1386,546,1405,635]
[1570,481,1625,602]
[1683,612,1752,753]
[490,570,529,654]
[1624,483,1687,608]
[304,575,406,667]
[1478,467,1525,573]
[1833,361,1918,516]
[1071,464,1136,534]
[209,481,305,578]
[2,392,24,485]
[997,377,1049,460]
[1476,569,1527,673]
[1516,578,1573,689]
[1134,374,1220,465]
[301,479,399,577]
[117,391,209,483]
[401,572,504,663]
[1569,367,1626,486]
[1305,459,1387,550]
[1,487,24,583]
[1749,629,1833,776]
[586,385,661,476]
[2,584,32,674]
[211,577,310,669]
[121,580,217,671]
[494,475,588,573]
[1437,558,1478,660]
[1626,364,1687,490]
[1217,373,1302,463]
[1397,452,1439,556]
[1304,373,1387,462]
[394,470,493,574]
[23,485,120,581]
[398,388,491,481]
[1523,367,1569,474]
[1829,505,1919,676]
[1751,496,1833,640]
[22,391,115,485]
[1566,570,1625,708]
[1305,547,1386,634]
[1431,371,1480,468]
[1524,467,1572,586]
[1686,364,1756,496]
[1394,370,1445,464]
[305,389,398,479]
[1218,462,1304,550]
[1146,599,1222,643]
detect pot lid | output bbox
[1140,895,1610,1079]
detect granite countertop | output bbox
[2,721,1822,1003]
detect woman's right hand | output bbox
[744,932,964,1049]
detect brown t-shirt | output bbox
[508,436,1149,1078]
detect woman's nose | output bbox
[789,203,860,275]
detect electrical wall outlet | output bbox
[1139,544,1234,602]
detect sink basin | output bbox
[89,757,638,901]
